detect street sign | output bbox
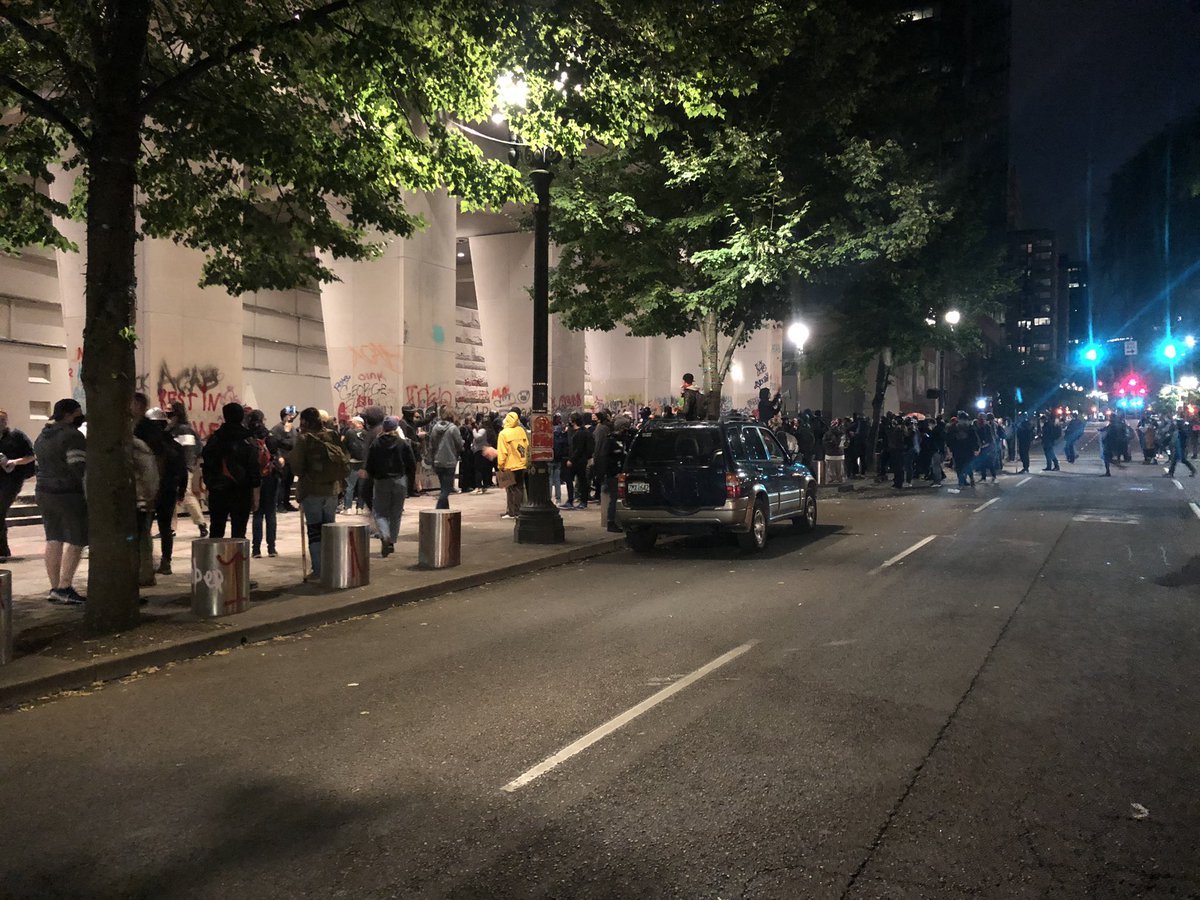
[1125,340,1138,356]
[530,413,554,462]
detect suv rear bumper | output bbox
[616,496,755,533]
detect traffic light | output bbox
[1080,343,1102,364]
[1162,342,1179,361]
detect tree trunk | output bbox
[696,311,744,420]
[82,4,151,632]
[865,350,892,475]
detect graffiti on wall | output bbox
[404,383,453,410]
[334,371,392,419]
[350,343,400,372]
[753,360,770,391]
[156,362,239,438]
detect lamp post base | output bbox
[516,461,565,544]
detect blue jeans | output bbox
[344,468,361,510]
[301,494,338,575]
[435,466,456,509]
[372,475,406,544]
[1044,444,1059,469]
[548,461,563,502]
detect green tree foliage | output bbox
[548,2,946,417]
[0,0,780,630]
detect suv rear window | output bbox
[627,428,724,465]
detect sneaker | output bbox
[268,549,278,557]
[198,523,209,538]
[501,513,516,519]
[252,551,262,558]
[558,503,574,510]
[576,503,588,510]
[48,587,69,604]
[303,571,320,583]
[60,586,86,606]
[157,561,172,575]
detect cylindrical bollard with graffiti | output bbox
[320,523,370,590]
[0,570,12,666]
[191,538,251,617]
[418,509,461,569]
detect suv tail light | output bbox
[725,472,742,499]
[617,473,627,499]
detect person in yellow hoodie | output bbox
[496,410,529,519]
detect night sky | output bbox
[1009,0,1200,259]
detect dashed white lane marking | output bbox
[877,535,937,571]
[501,641,759,792]
[1017,476,1033,487]
[974,497,1000,513]
[1190,502,1200,520]
[1173,479,1184,490]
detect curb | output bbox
[0,535,628,710]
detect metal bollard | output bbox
[0,570,12,666]
[418,509,461,569]
[812,460,824,485]
[320,523,370,590]
[191,538,251,618]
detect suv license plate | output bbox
[627,481,650,494]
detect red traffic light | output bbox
[1128,376,1138,386]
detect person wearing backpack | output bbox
[247,409,282,558]
[289,406,351,581]
[201,402,262,541]
[365,416,416,557]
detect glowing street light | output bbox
[944,309,961,327]
[1180,375,1199,390]
[1187,335,1196,349]
[787,322,810,349]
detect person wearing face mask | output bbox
[34,399,88,605]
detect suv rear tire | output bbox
[625,528,658,553]
[737,499,769,552]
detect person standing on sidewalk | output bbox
[167,401,207,538]
[563,411,594,510]
[429,410,464,509]
[271,406,298,511]
[0,408,36,563]
[144,407,188,576]
[34,398,87,605]
[496,410,529,520]
[340,416,366,513]
[550,413,568,504]
[679,373,702,421]
[247,409,281,558]
[365,416,415,557]
[600,414,632,532]
[289,406,351,581]
[201,402,262,540]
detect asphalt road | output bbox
[2,445,1199,898]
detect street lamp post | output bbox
[786,322,810,417]
[939,309,961,418]
[515,148,564,544]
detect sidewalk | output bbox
[1,487,624,708]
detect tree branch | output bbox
[142,0,354,112]
[0,10,96,104]
[717,321,745,383]
[0,74,89,150]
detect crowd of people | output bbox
[10,370,1200,606]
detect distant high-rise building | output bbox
[1008,230,1060,362]
[1060,256,1090,352]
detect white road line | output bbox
[501,641,759,793]
[1190,502,1200,520]
[973,497,1000,513]
[878,535,937,570]
[1173,479,1184,490]
[1017,476,1033,487]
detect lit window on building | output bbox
[900,6,935,21]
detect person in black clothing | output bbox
[599,414,632,531]
[365,416,416,556]
[248,409,281,557]
[1040,414,1062,471]
[0,408,36,562]
[271,406,298,511]
[680,373,702,421]
[201,402,262,539]
[946,415,981,487]
[757,387,782,426]
[563,412,595,510]
[143,407,189,575]
[1015,413,1033,473]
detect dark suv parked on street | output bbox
[616,417,817,552]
